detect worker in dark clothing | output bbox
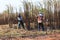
[17,14,25,29]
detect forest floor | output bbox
[0,24,60,40]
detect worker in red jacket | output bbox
[37,13,44,31]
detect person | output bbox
[17,14,25,29]
[37,13,44,31]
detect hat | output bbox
[38,13,43,16]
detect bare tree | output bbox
[6,4,14,28]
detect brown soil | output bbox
[0,33,60,40]
[0,24,60,40]
[15,34,60,40]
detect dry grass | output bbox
[0,24,60,37]
[0,25,60,40]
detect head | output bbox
[38,12,43,17]
[18,14,21,17]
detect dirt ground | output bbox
[0,24,60,40]
[0,33,60,40]
[17,34,60,40]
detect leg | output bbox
[18,22,21,29]
[41,23,44,31]
[38,23,40,31]
[21,21,25,29]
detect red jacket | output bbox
[37,16,43,23]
